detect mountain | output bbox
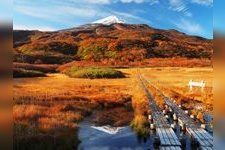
[13,22,212,66]
[93,16,125,25]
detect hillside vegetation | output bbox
[13,24,212,66]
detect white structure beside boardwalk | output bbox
[189,80,205,90]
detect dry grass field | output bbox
[13,73,134,149]
[140,67,213,120]
[13,67,213,149]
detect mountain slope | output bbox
[13,23,213,65]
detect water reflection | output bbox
[78,114,212,150]
[78,123,155,150]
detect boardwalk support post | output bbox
[180,123,186,131]
[148,114,153,122]
[173,113,178,121]
[150,123,155,130]
[201,124,206,129]
[171,124,176,129]
[190,115,195,119]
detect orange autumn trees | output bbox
[77,38,116,62]
[14,23,213,67]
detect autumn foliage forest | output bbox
[13,23,212,77]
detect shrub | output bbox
[13,63,58,73]
[13,68,46,78]
[62,66,125,79]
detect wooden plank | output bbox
[164,128,175,146]
[158,128,181,146]
[198,129,213,141]
[187,127,213,149]
[160,146,181,150]
[169,129,180,145]
[191,129,206,146]
[162,129,171,145]
[189,128,209,148]
[168,128,181,145]
[173,147,181,150]
[157,128,167,145]
[160,128,171,145]
[201,146,213,150]
[159,147,166,150]
[194,129,212,147]
[197,129,213,146]
[190,129,211,147]
[164,128,176,145]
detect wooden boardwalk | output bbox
[141,74,213,150]
[160,146,182,150]
[187,128,213,150]
[138,74,181,149]
[156,128,181,146]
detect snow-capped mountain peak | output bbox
[92,16,125,25]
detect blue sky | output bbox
[11,0,214,38]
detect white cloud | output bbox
[14,5,108,23]
[112,11,151,23]
[169,0,186,12]
[56,6,105,17]
[14,0,154,25]
[14,6,53,20]
[185,12,192,17]
[168,0,213,17]
[173,18,203,34]
[78,0,111,4]
[169,0,192,17]
[13,25,55,31]
[120,0,158,4]
[43,0,110,5]
[191,0,213,6]
[66,0,158,4]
